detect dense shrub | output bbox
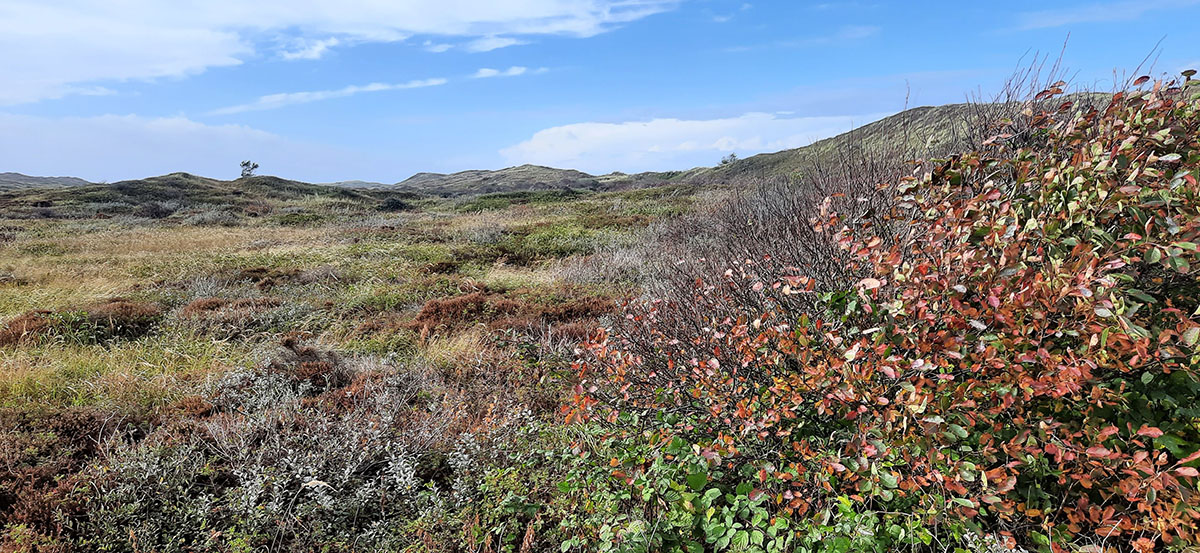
[568,77,1200,552]
[58,332,561,552]
[69,339,462,551]
[0,407,149,550]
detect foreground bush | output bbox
[569,77,1200,552]
[52,333,554,552]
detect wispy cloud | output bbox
[1015,0,1199,30]
[463,36,528,52]
[210,78,446,115]
[281,37,340,60]
[710,3,751,23]
[471,66,546,79]
[422,40,453,53]
[725,25,879,52]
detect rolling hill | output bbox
[0,172,91,190]
[0,172,412,219]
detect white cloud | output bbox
[0,113,367,182]
[423,40,454,53]
[281,37,341,60]
[0,0,679,104]
[210,78,447,115]
[472,66,545,78]
[464,36,529,52]
[1015,0,1198,30]
[501,111,890,173]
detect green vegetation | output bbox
[2,74,1199,553]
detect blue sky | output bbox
[1,0,1197,183]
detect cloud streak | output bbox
[209,78,447,115]
[281,37,341,60]
[471,66,546,78]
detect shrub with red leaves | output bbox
[571,77,1200,551]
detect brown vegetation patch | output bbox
[237,266,301,290]
[298,371,395,414]
[0,407,149,547]
[266,333,354,392]
[0,299,161,347]
[82,298,162,333]
[169,395,215,419]
[404,288,614,337]
[0,312,53,347]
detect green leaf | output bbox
[1147,247,1162,263]
[1184,327,1200,347]
[687,472,709,492]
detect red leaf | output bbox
[1175,467,1199,478]
[1086,446,1111,458]
[1137,426,1164,438]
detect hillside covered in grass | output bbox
[0,173,91,191]
[1,73,1198,553]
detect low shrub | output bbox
[0,407,149,550]
[567,78,1200,551]
[67,337,531,552]
[181,208,241,227]
[270,211,326,226]
[178,296,312,338]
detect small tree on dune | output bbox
[240,160,259,178]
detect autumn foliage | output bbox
[570,76,1200,551]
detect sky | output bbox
[1,0,1198,184]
